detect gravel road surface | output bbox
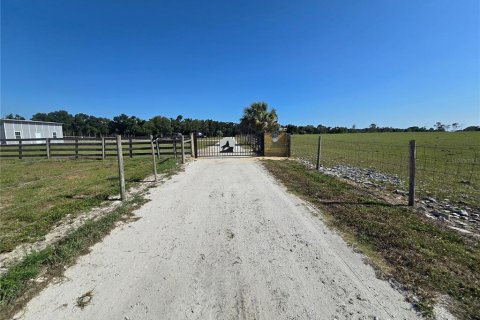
[15,158,421,320]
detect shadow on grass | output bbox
[318,200,407,207]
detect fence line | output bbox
[0,136,193,160]
[293,135,479,208]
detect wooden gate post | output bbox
[18,139,22,159]
[116,135,126,200]
[150,135,157,181]
[408,140,416,206]
[181,135,185,164]
[190,133,194,157]
[316,135,322,170]
[101,137,106,160]
[155,138,160,159]
[46,138,51,159]
[193,132,198,158]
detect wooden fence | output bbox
[0,136,193,160]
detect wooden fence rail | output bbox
[0,136,193,160]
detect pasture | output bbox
[292,132,480,208]
[0,157,178,253]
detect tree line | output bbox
[284,122,479,134]
[2,111,239,137]
[3,108,478,137]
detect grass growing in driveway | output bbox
[0,157,178,253]
[262,159,480,319]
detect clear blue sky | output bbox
[2,0,479,128]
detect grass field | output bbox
[263,160,480,319]
[292,132,480,208]
[0,156,178,253]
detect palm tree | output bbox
[240,102,279,133]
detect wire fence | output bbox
[292,135,480,209]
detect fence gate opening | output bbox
[194,134,263,157]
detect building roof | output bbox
[0,119,63,125]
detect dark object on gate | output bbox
[220,140,234,153]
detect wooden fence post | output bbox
[18,139,22,159]
[129,137,133,158]
[116,135,126,200]
[316,135,322,170]
[75,138,79,159]
[287,134,292,157]
[156,138,160,158]
[408,140,416,207]
[101,137,106,160]
[46,138,51,159]
[190,133,194,157]
[181,135,185,164]
[150,135,157,181]
[173,137,177,159]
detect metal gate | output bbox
[193,134,263,157]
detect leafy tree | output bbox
[150,116,173,136]
[4,113,25,120]
[434,122,447,132]
[31,110,74,135]
[451,123,460,131]
[240,102,279,134]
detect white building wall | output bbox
[1,121,64,145]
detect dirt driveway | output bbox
[15,158,420,320]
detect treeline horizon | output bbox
[3,110,479,137]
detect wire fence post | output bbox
[101,137,106,160]
[46,138,51,159]
[288,134,292,157]
[150,135,157,182]
[408,140,416,206]
[316,135,322,170]
[181,135,185,164]
[116,135,126,201]
[18,139,22,159]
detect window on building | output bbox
[14,131,21,139]
[52,132,57,139]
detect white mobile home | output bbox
[0,119,64,144]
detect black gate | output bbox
[194,134,263,157]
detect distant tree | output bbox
[316,124,328,134]
[369,123,377,132]
[434,122,447,132]
[32,110,74,135]
[240,102,279,134]
[4,113,25,120]
[150,116,173,136]
[463,126,480,131]
[451,123,460,131]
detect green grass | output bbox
[0,156,178,253]
[292,132,480,208]
[262,159,480,319]
[0,194,148,319]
